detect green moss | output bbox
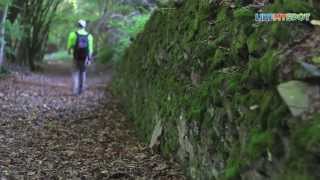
[215,7,232,30]
[114,0,318,179]
[278,171,314,180]
[270,24,291,45]
[246,130,274,160]
[187,13,200,41]
[278,157,315,180]
[294,114,320,152]
[246,50,279,86]
[247,31,265,57]
[161,121,179,156]
[264,0,310,13]
[222,146,243,180]
[224,165,240,180]
[233,7,254,22]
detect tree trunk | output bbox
[15,0,62,71]
[0,3,9,67]
[7,0,22,23]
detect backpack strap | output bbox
[76,31,89,36]
[74,31,89,48]
[74,31,79,48]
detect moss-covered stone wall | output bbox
[114,0,320,179]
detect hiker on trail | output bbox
[67,19,94,95]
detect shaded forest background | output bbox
[0,0,157,71]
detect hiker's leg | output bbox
[83,62,87,92]
[83,60,87,91]
[72,61,80,95]
[78,69,83,94]
[83,68,87,90]
[78,60,86,94]
[73,70,80,95]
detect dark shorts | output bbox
[74,59,86,72]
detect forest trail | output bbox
[0,61,184,180]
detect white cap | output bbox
[78,19,86,28]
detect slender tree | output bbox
[16,0,62,70]
[0,0,10,68]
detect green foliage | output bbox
[48,0,152,64]
[0,0,11,7]
[44,51,71,61]
[129,15,151,37]
[11,0,64,70]
[107,3,136,15]
[97,43,114,64]
[48,0,108,49]
[0,66,10,76]
[4,19,24,57]
[101,14,151,63]
[5,20,23,40]
[48,1,79,46]
[69,0,105,20]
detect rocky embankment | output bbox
[115,0,320,179]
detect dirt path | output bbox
[0,61,184,180]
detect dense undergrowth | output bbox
[99,13,151,63]
[0,67,10,76]
[114,0,320,179]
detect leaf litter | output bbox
[0,62,185,180]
